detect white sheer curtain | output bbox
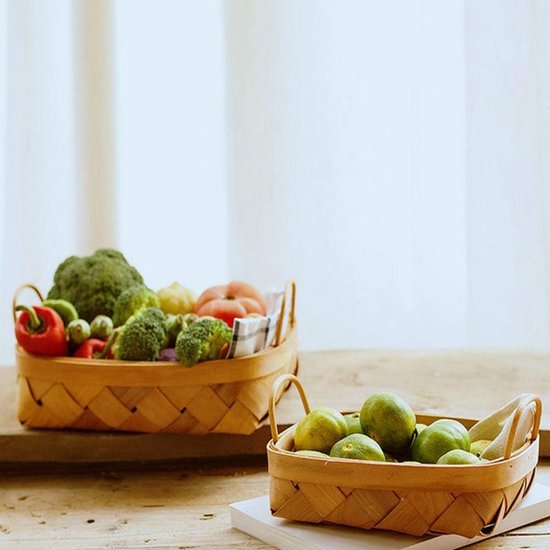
[1,1,550,366]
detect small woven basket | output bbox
[14,281,298,435]
[267,374,541,538]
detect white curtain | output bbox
[1,1,550,366]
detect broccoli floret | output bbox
[138,307,165,324]
[162,314,186,348]
[112,285,160,327]
[175,318,232,367]
[47,249,144,322]
[115,308,166,361]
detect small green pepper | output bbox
[66,319,91,346]
[42,299,79,327]
[90,315,114,339]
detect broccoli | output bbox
[114,308,166,361]
[112,285,160,327]
[175,318,232,367]
[162,314,186,348]
[47,249,144,322]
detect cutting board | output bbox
[1,348,550,463]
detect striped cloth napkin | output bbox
[226,290,284,359]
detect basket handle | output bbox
[269,373,310,443]
[503,394,542,460]
[12,283,44,323]
[273,280,296,348]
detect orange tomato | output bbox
[193,281,267,328]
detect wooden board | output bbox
[1,349,550,463]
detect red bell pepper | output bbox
[73,338,108,359]
[73,330,119,359]
[15,305,68,356]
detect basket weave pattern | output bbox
[18,357,296,435]
[267,374,541,538]
[270,467,535,538]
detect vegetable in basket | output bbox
[162,314,187,348]
[193,281,267,328]
[112,285,160,327]
[73,334,117,359]
[46,248,144,322]
[156,282,196,315]
[114,307,166,361]
[41,298,79,327]
[66,319,91,346]
[90,315,114,339]
[15,305,68,356]
[175,318,232,367]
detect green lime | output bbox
[344,412,363,435]
[360,392,416,456]
[294,407,348,454]
[329,433,385,461]
[411,419,471,464]
[437,449,481,465]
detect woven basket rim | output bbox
[16,325,298,386]
[267,414,539,493]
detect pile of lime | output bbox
[292,392,487,465]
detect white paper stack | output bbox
[231,483,550,550]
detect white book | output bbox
[230,483,550,550]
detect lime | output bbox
[344,412,363,435]
[360,392,416,456]
[416,423,427,434]
[329,433,385,462]
[411,419,471,464]
[437,449,481,465]
[294,407,348,454]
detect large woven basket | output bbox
[267,374,541,538]
[14,281,298,435]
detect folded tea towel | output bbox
[226,290,284,359]
[469,393,539,461]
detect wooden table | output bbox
[1,349,550,548]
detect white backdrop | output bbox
[1,0,550,366]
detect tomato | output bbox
[193,281,267,328]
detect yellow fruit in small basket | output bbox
[360,392,416,456]
[416,423,427,434]
[437,449,481,465]
[470,439,492,457]
[411,419,471,464]
[294,407,348,454]
[330,434,386,461]
[344,412,363,435]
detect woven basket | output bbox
[14,281,298,435]
[267,374,541,538]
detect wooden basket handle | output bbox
[269,373,310,443]
[12,283,44,323]
[273,280,296,348]
[503,394,542,460]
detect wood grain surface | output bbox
[0,460,549,548]
[1,348,550,462]
[1,349,550,547]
